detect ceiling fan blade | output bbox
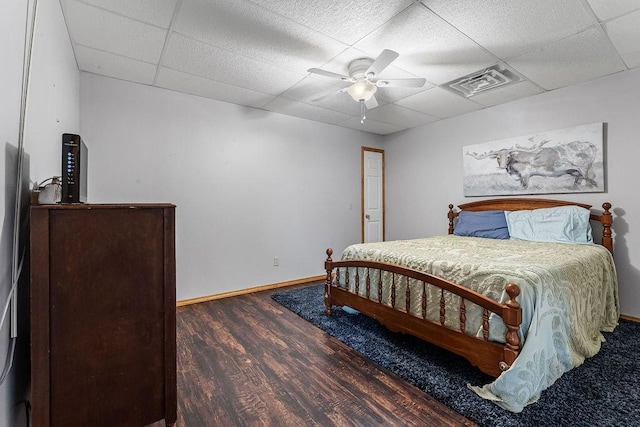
[311,88,346,103]
[365,95,378,109]
[365,49,399,78]
[307,68,351,81]
[376,78,426,88]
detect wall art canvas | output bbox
[462,123,605,196]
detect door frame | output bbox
[361,147,385,243]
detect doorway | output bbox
[362,147,385,243]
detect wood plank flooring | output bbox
[168,284,477,426]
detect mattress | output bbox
[338,235,619,412]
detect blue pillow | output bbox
[505,205,593,244]
[454,210,510,239]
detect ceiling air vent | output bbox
[446,66,520,97]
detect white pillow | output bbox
[505,205,593,244]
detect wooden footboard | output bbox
[324,248,522,378]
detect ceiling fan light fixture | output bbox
[346,81,377,102]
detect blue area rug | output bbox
[272,284,639,427]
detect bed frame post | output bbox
[500,283,522,372]
[447,204,456,235]
[601,202,613,254]
[325,248,334,316]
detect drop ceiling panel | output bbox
[507,27,627,90]
[248,0,415,45]
[173,0,348,72]
[586,0,640,21]
[354,5,498,85]
[58,0,640,134]
[396,87,484,118]
[605,9,640,69]
[374,86,430,104]
[279,76,347,104]
[372,65,434,103]
[338,117,405,135]
[314,92,373,116]
[156,68,276,109]
[365,104,439,128]
[263,97,354,125]
[78,0,178,28]
[162,34,305,95]
[75,45,157,85]
[61,0,167,63]
[304,47,380,83]
[422,0,596,60]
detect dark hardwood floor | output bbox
[168,284,476,426]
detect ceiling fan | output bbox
[307,49,426,123]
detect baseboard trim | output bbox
[177,275,325,307]
[620,314,640,323]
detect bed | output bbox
[323,198,618,412]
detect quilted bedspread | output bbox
[339,235,619,412]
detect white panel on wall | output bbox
[25,0,81,182]
[80,73,382,301]
[384,67,640,318]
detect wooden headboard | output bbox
[447,198,613,254]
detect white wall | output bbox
[80,73,382,301]
[0,0,79,425]
[384,68,640,318]
[25,0,81,181]
[0,1,29,423]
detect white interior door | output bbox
[362,148,384,243]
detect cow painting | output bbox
[462,123,604,196]
[466,140,598,189]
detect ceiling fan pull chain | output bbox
[360,101,366,124]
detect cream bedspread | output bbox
[339,235,619,412]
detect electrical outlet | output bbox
[273,257,279,266]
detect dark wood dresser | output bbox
[30,204,177,427]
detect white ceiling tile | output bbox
[508,26,627,90]
[307,47,378,79]
[468,80,545,107]
[279,76,347,103]
[338,117,406,135]
[59,0,640,133]
[586,0,640,21]
[365,104,439,128]
[315,95,376,115]
[78,0,178,28]
[396,87,484,118]
[156,68,276,109]
[62,0,167,63]
[354,5,498,85]
[422,0,596,59]
[162,34,305,95]
[371,65,434,103]
[605,9,640,69]
[75,45,157,85]
[248,0,414,45]
[309,91,367,115]
[173,0,348,73]
[375,86,432,104]
[262,97,353,125]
